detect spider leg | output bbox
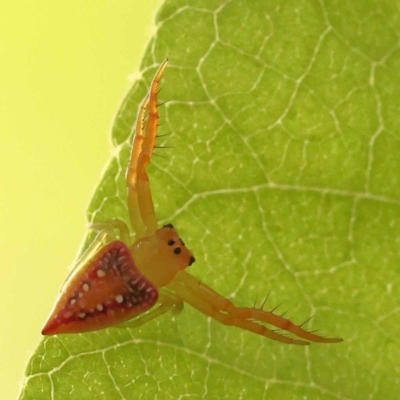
[126,94,149,238]
[169,271,342,345]
[88,219,130,244]
[168,272,307,345]
[61,229,115,290]
[126,59,168,239]
[114,291,183,329]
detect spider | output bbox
[42,59,342,345]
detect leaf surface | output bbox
[20,1,400,399]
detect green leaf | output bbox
[20,1,400,399]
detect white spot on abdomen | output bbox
[97,269,105,278]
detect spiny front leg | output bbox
[126,94,150,238]
[169,272,307,345]
[170,271,342,345]
[126,59,168,239]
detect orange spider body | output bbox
[42,60,342,345]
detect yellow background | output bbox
[0,1,160,398]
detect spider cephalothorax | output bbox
[130,224,195,288]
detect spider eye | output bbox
[163,223,174,229]
[173,247,181,254]
[167,239,175,246]
[189,256,196,266]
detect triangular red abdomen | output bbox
[42,241,158,335]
